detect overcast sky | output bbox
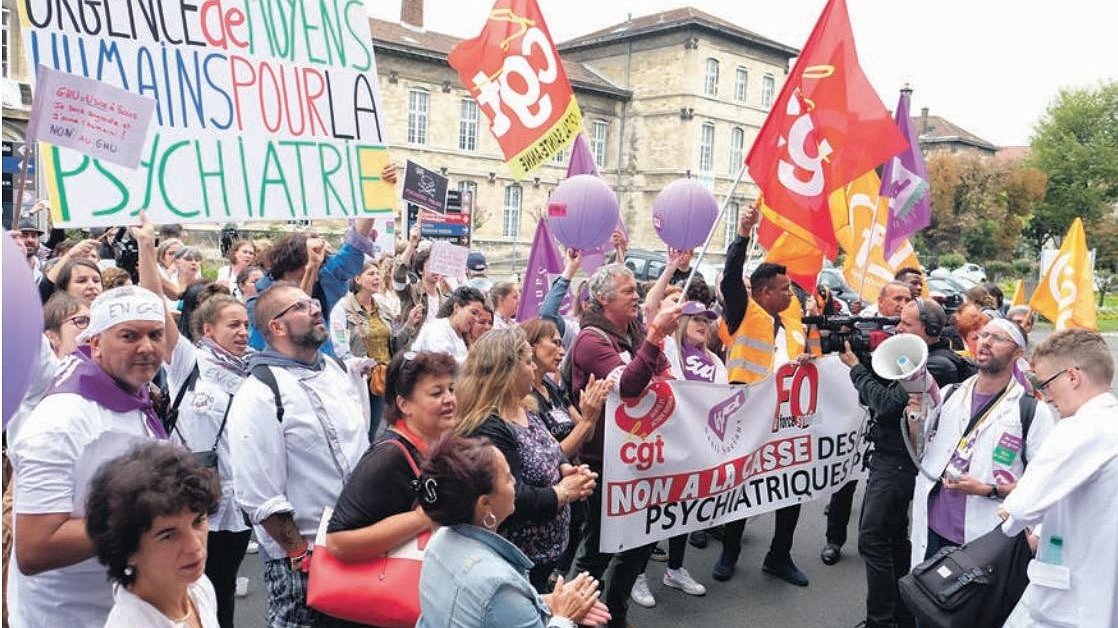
[369,0,1118,148]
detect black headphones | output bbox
[916,298,943,337]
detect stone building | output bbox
[910,106,998,157]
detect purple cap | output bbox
[681,301,717,320]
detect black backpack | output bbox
[249,355,348,424]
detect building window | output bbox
[552,147,568,165]
[704,58,720,96]
[699,122,715,173]
[762,75,775,109]
[728,127,745,174]
[725,201,740,244]
[591,120,609,167]
[2,7,10,78]
[407,88,429,145]
[458,180,477,212]
[503,184,522,237]
[734,67,748,103]
[458,99,478,151]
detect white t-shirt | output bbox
[104,576,220,628]
[8,392,160,628]
[6,335,61,447]
[411,317,469,365]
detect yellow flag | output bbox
[1029,218,1096,330]
[1010,279,1027,307]
[827,171,922,302]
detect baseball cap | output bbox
[467,251,487,273]
[681,300,717,320]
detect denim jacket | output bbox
[419,525,566,628]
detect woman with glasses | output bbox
[411,286,486,365]
[133,214,254,628]
[43,292,91,359]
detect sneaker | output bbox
[688,530,709,549]
[663,568,707,596]
[711,558,736,582]
[649,544,668,562]
[630,573,656,608]
[246,540,259,554]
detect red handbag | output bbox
[307,439,430,627]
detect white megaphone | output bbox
[871,333,938,459]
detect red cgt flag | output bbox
[745,0,906,260]
[449,0,583,179]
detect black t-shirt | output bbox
[327,431,419,534]
[531,379,575,442]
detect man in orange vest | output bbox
[712,203,814,586]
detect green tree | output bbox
[1026,81,1118,250]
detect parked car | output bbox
[952,263,987,284]
[623,249,718,285]
[817,268,860,312]
[927,277,965,313]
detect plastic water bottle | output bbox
[1042,535,1064,565]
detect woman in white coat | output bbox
[910,319,1055,567]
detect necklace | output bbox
[168,600,193,624]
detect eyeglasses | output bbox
[64,314,91,330]
[271,297,321,322]
[976,330,1015,345]
[1027,368,1071,397]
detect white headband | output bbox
[77,286,166,342]
[986,317,1026,349]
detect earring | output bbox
[124,565,135,577]
[482,511,497,529]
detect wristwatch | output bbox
[986,484,1000,500]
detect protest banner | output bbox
[19,0,394,227]
[427,241,470,280]
[449,0,581,179]
[402,160,449,213]
[600,357,870,551]
[27,66,156,169]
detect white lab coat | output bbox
[911,377,1055,567]
[1002,392,1118,628]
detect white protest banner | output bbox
[600,357,870,552]
[427,241,469,280]
[27,66,156,169]
[20,1,394,227]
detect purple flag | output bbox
[565,134,625,273]
[881,90,931,257]
[517,219,565,322]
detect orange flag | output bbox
[1010,280,1027,307]
[828,171,921,302]
[1030,218,1096,330]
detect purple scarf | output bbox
[45,346,168,439]
[680,342,717,382]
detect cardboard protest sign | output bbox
[27,66,156,169]
[448,0,581,178]
[427,241,469,280]
[19,0,394,227]
[601,357,870,551]
[402,160,449,213]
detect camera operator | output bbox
[837,298,972,628]
[822,280,914,566]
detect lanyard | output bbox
[953,379,1014,461]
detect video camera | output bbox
[802,315,899,358]
[108,227,140,282]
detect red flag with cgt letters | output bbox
[745,0,906,260]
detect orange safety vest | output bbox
[725,298,819,384]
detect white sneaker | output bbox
[246,541,259,554]
[630,573,656,608]
[663,567,707,596]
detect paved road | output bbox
[232,331,1118,628]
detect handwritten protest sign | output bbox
[402,160,449,213]
[601,357,869,551]
[27,66,155,169]
[19,1,394,227]
[448,0,581,178]
[427,241,470,280]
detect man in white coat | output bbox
[1000,328,1118,628]
[910,318,1055,566]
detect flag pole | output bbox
[855,200,881,301]
[12,142,32,229]
[681,162,748,296]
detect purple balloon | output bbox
[3,236,44,428]
[652,179,719,250]
[545,175,619,251]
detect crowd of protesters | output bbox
[3,177,1116,628]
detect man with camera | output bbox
[822,280,915,566]
[838,298,972,628]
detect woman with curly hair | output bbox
[85,442,222,627]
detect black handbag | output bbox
[899,525,1032,628]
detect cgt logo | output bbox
[615,381,675,439]
[771,361,819,433]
